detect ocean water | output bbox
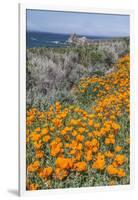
[26,31,110,48]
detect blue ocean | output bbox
[27,31,110,48]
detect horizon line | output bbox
[26,30,130,38]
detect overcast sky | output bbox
[27,9,130,37]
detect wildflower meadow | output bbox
[26,54,130,190]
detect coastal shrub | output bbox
[26,38,129,109]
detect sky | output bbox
[27,9,130,37]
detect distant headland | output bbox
[67,33,129,46]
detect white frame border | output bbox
[19,3,135,196]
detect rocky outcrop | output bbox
[67,33,77,43]
[67,33,89,45]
